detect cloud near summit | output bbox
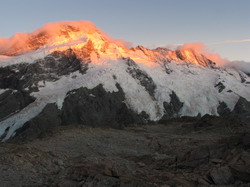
[0,20,131,56]
[161,42,250,74]
[177,42,228,66]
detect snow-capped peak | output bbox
[0,21,217,68]
[0,21,250,142]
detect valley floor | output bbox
[0,116,250,186]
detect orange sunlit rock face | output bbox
[0,21,119,56]
[178,43,228,66]
[0,21,225,67]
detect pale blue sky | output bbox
[0,0,249,61]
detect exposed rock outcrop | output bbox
[125,58,156,98]
[217,101,231,116]
[11,103,61,142]
[61,84,149,127]
[232,97,250,122]
[0,49,88,92]
[215,81,226,93]
[161,91,183,120]
[0,89,35,121]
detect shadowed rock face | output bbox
[161,91,183,120]
[232,97,250,122]
[11,103,61,142]
[61,83,149,127]
[217,98,250,123]
[9,86,250,142]
[125,58,156,98]
[8,84,149,142]
[217,101,231,116]
[215,81,226,93]
[0,49,88,92]
[0,89,35,121]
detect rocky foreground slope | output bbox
[0,115,249,186]
[0,21,250,141]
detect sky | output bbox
[0,0,249,61]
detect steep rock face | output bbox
[6,84,150,141]
[125,58,156,98]
[61,84,149,127]
[217,102,231,116]
[0,49,88,92]
[132,46,216,67]
[161,91,184,120]
[175,49,215,67]
[215,82,226,93]
[0,90,35,121]
[232,97,250,122]
[11,103,61,142]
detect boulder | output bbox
[178,146,209,168]
[58,162,121,187]
[230,151,250,182]
[209,166,234,185]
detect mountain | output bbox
[0,21,249,141]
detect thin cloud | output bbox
[178,43,228,66]
[208,39,250,45]
[158,38,250,49]
[224,61,250,75]
[158,41,250,74]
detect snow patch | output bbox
[0,89,8,95]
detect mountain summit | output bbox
[0,21,215,67]
[0,21,249,141]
